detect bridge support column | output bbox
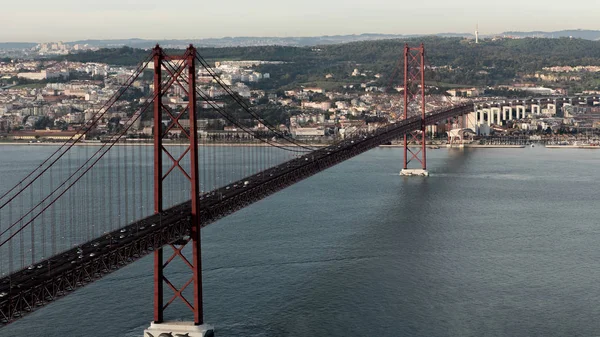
[516,105,526,119]
[502,106,511,125]
[145,322,214,337]
[400,43,428,177]
[147,45,214,336]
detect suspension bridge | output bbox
[0,44,473,336]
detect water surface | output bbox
[2,145,600,336]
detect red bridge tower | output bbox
[400,43,429,176]
[145,45,214,337]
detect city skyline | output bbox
[0,0,597,42]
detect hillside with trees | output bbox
[55,37,600,92]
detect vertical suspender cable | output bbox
[30,183,34,266]
[8,193,13,273]
[20,183,24,269]
[108,141,113,235]
[117,141,122,230]
[125,142,129,225]
[40,172,45,260]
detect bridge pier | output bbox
[400,168,429,176]
[144,321,214,337]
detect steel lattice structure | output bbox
[152,45,205,325]
[403,44,427,171]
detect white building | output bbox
[292,127,325,137]
[17,69,69,81]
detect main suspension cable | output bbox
[194,53,317,151]
[0,52,154,209]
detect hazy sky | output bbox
[0,0,597,42]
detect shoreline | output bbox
[462,144,526,148]
[545,145,600,149]
[3,142,593,150]
[379,144,444,149]
[380,144,528,149]
[0,141,330,148]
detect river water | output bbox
[2,145,600,337]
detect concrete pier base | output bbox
[400,169,429,177]
[144,321,214,337]
[446,143,465,148]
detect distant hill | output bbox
[44,30,600,48]
[71,30,600,48]
[500,29,600,40]
[55,36,600,87]
[67,33,473,49]
[0,42,36,50]
[4,30,600,51]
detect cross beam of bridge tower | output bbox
[145,45,214,337]
[400,44,428,176]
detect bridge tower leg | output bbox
[400,43,429,177]
[144,45,214,337]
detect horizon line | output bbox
[1,29,598,44]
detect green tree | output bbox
[34,116,54,130]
